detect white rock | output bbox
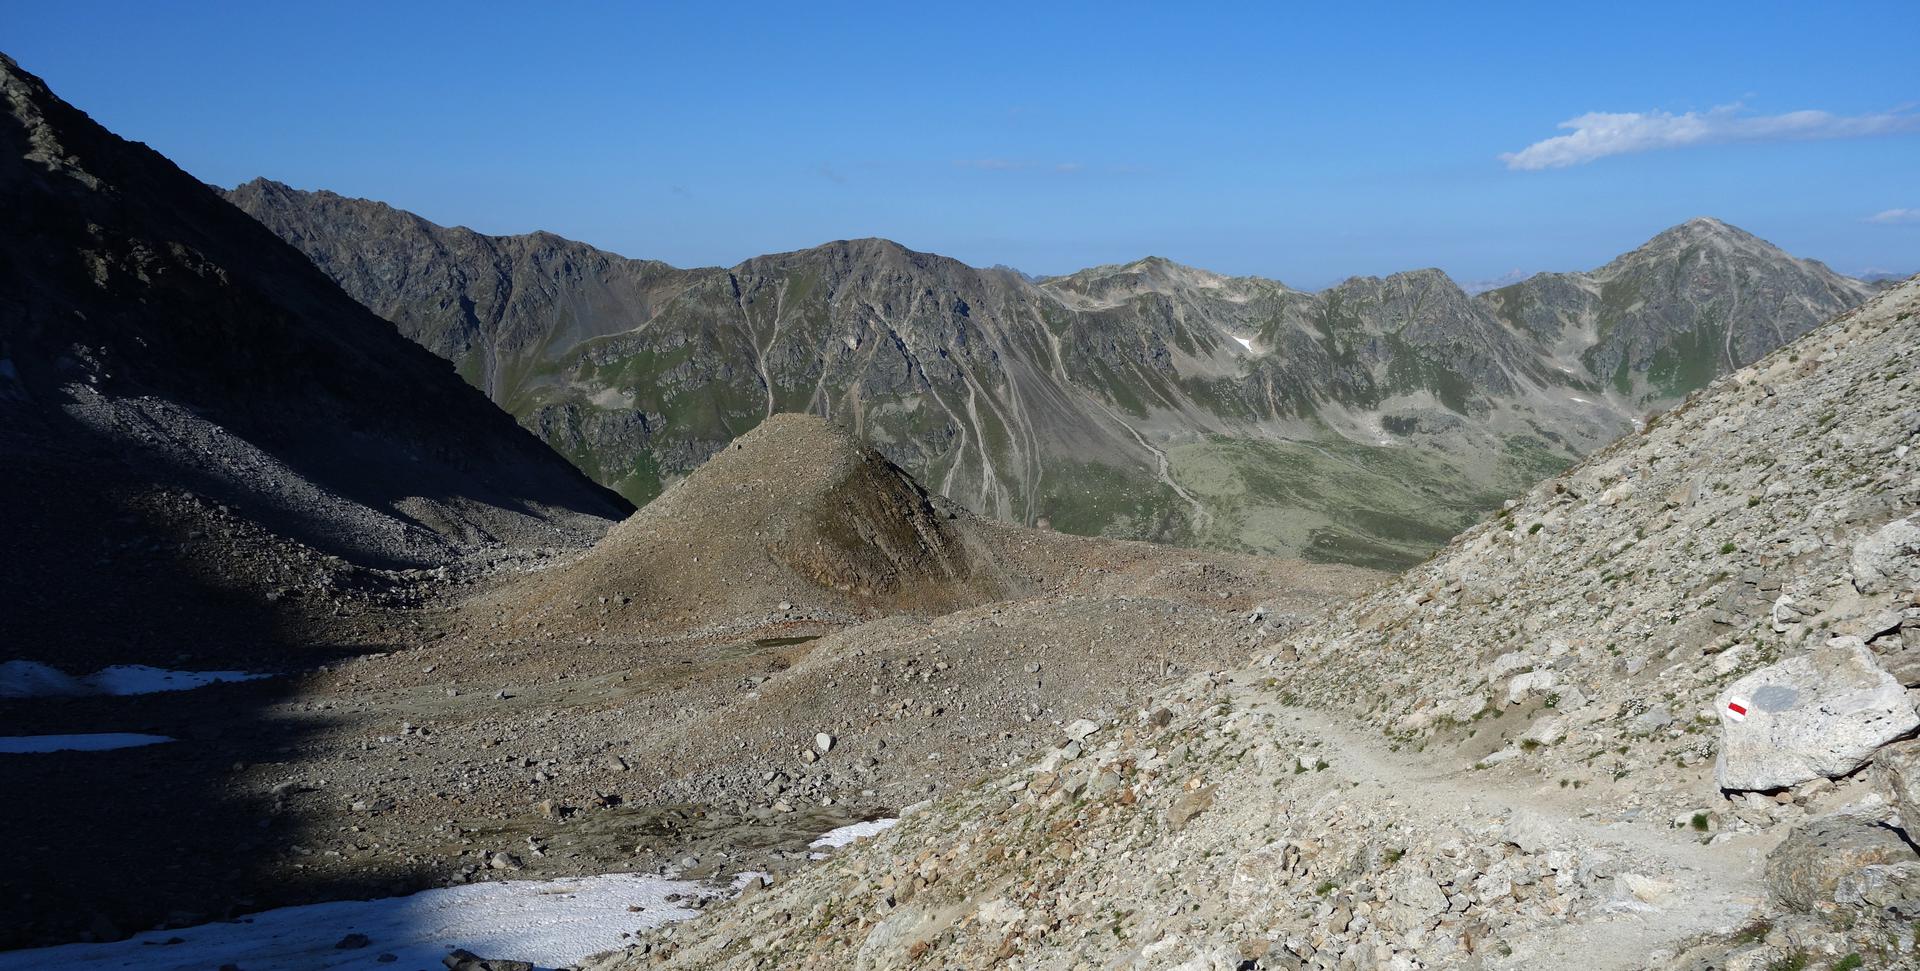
[1852,515,1920,594]
[1064,719,1101,741]
[815,733,835,754]
[1522,716,1567,745]
[1713,644,1750,676]
[1503,808,1563,854]
[1715,639,1920,791]
[1506,670,1558,705]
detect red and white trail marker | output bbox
[1725,697,1750,722]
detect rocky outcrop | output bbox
[1714,640,1919,791]
[1765,813,1920,919]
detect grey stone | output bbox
[444,949,535,971]
[1875,739,1920,825]
[1766,813,1920,919]
[1714,639,1919,791]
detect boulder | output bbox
[1852,515,1920,595]
[1167,786,1214,831]
[1766,813,1920,920]
[1714,639,1919,791]
[1876,739,1920,824]
[1506,670,1557,706]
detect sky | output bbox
[10,1,1918,287]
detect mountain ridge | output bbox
[224,181,1873,569]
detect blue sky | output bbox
[11,1,1918,286]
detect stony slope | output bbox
[600,279,1920,970]
[226,185,1872,569]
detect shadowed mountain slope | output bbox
[0,55,629,574]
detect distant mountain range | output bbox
[225,180,1873,568]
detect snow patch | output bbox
[0,734,175,753]
[0,660,269,698]
[807,818,899,858]
[1567,395,1591,404]
[0,872,722,971]
[1231,336,1254,352]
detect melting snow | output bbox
[0,660,269,699]
[0,872,722,971]
[0,734,175,753]
[807,817,899,858]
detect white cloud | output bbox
[1867,208,1920,224]
[1502,104,1920,170]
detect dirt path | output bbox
[1245,680,1776,970]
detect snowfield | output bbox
[0,660,269,698]
[0,872,728,971]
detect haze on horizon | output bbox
[12,0,1918,286]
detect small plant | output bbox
[1528,522,1543,534]
[1747,496,1762,507]
[1767,949,1810,971]
[1384,848,1405,864]
[1314,759,1329,772]
[1720,542,1738,554]
[1690,813,1710,831]
[1520,738,1542,751]
[1832,954,1863,971]
[1315,880,1335,896]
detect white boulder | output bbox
[1852,515,1920,595]
[1715,639,1919,791]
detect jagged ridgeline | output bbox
[226,182,1872,569]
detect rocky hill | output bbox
[226,184,1871,571]
[491,413,1022,638]
[0,53,629,668]
[597,279,1920,970]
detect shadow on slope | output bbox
[0,404,430,950]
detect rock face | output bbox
[227,183,1873,569]
[1715,640,1919,791]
